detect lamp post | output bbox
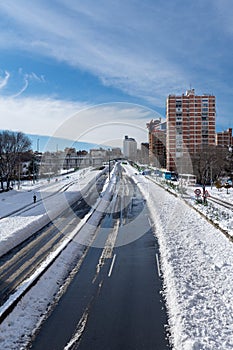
[229,146,233,179]
[32,158,35,185]
[108,149,111,180]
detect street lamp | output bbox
[108,149,111,180]
[229,146,233,178]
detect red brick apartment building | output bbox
[166,89,216,172]
[216,128,233,148]
[146,119,166,167]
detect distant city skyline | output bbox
[0,1,232,147]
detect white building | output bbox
[123,135,137,160]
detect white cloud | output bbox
[0,96,85,134]
[0,96,160,147]
[45,102,161,147]
[0,0,231,126]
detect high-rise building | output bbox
[140,142,149,164]
[216,128,232,148]
[166,89,216,172]
[123,135,137,160]
[146,119,166,167]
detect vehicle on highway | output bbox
[178,173,197,186]
[163,171,178,181]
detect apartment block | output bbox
[166,89,216,172]
[146,119,166,167]
[216,128,232,148]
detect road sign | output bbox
[194,188,201,196]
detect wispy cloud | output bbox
[11,76,28,97]
[0,0,232,124]
[11,71,45,97]
[0,71,10,89]
[0,1,188,104]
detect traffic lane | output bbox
[77,230,170,349]
[29,245,108,350]
[29,213,116,350]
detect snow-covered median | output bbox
[0,169,101,257]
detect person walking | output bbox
[33,194,37,203]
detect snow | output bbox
[0,164,233,349]
[0,168,102,256]
[125,165,233,350]
[149,174,233,237]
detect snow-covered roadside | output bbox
[125,165,233,350]
[0,166,117,350]
[148,174,233,237]
[0,168,101,257]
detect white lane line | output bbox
[156,253,161,277]
[148,217,152,227]
[108,254,117,277]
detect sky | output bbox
[0,0,233,150]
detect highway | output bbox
[29,167,170,350]
[0,173,106,308]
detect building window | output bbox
[176,101,182,108]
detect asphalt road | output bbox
[0,173,106,307]
[29,171,171,350]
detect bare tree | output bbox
[0,131,32,190]
[192,145,228,185]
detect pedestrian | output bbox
[33,194,37,203]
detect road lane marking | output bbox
[64,307,89,350]
[92,218,120,283]
[148,217,152,227]
[108,254,117,277]
[156,253,161,277]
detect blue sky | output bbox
[0,0,232,149]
